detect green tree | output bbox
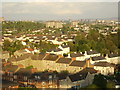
[93,74,107,88]
[3,40,24,56]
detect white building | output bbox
[84,50,101,59]
[94,62,115,75]
[106,54,120,64]
[59,68,97,89]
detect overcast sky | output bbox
[2,1,118,21]
[1,0,119,2]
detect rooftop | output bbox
[94,62,115,67]
[87,50,99,55]
[70,53,84,57]
[91,56,106,61]
[44,54,58,61]
[56,57,72,64]
[69,61,86,67]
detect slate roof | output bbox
[15,68,33,76]
[58,73,68,80]
[87,50,99,55]
[108,54,120,58]
[94,62,115,67]
[70,53,84,57]
[31,55,40,60]
[16,53,32,61]
[91,56,106,61]
[2,79,18,88]
[8,56,17,61]
[69,72,88,82]
[54,48,63,52]
[79,67,97,74]
[29,72,57,81]
[69,61,86,67]
[56,57,72,64]
[44,54,58,61]
[47,49,53,52]
[47,48,62,52]
[2,64,18,72]
[31,53,45,60]
[61,45,69,48]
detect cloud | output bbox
[2,0,119,2]
[56,10,82,15]
[2,2,118,20]
[3,2,83,15]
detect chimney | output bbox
[58,55,63,58]
[90,49,92,51]
[72,57,76,61]
[67,54,71,58]
[46,53,49,55]
[105,54,109,58]
[86,58,93,68]
[18,64,24,68]
[84,51,87,55]
[31,68,37,73]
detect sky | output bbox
[1,0,120,2]
[1,1,118,21]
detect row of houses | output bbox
[2,59,98,89]
[2,33,76,46]
[2,50,119,75]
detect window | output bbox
[49,80,52,84]
[35,76,38,79]
[49,75,52,79]
[42,82,46,86]
[10,73,13,76]
[24,76,27,80]
[10,78,13,81]
[54,75,56,78]
[38,76,41,79]
[49,85,53,88]
[14,75,17,79]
